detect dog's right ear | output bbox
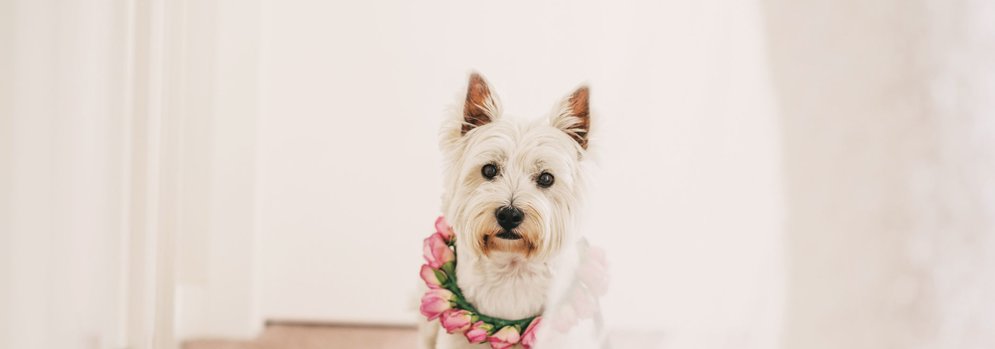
[461,72,501,135]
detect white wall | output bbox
[255,1,785,346]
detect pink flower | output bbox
[420,264,444,289]
[423,232,454,268]
[439,309,473,334]
[435,216,455,242]
[464,321,493,344]
[579,246,609,296]
[520,316,542,348]
[571,288,596,320]
[419,288,453,320]
[552,303,579,333]
[487,326,520,349]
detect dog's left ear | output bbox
[551,86,591,150]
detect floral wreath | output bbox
[420,216,608,349]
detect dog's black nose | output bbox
[495,206,524,231]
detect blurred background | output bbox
[1,0,993,348]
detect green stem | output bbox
[439,243,538,331]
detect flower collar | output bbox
[420,216,608,348]
[420,216,542,348]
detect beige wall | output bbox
[170,0,261,341]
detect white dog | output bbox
[420,73,596,349]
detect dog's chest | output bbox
[456,256,551,321]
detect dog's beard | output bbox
[450,197,566,261]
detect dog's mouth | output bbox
[495,230,522,240]
[483,230,533,256]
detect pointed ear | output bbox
[551,86,591,149]
[462,73,501,135]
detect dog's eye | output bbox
[481,164,499,180]
[536,172,554,188]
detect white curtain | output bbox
[765,0,995,348]
[0,0,136,348]
[0,0,252,347]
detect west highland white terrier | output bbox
[419,73,602,349]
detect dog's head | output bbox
[440,73,591,262]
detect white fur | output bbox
[422,75,592,349]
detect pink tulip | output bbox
[420,264,443,289]
[423,232,455,268]
[579,246,609,296]
[587,245,606,266]
[435,216,455,242]
[464,321,493,344]
[520,316,542,348]
[439,309,473,334]
[419,288,453,320]
[571,288,596,319]
[487,326,520,349]
[552,303,579,333]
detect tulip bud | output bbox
[419,288,453,320]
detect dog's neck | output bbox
[454,245,556,320]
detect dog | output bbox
[421,72,595,349]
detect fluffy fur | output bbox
[423,73,593,349]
